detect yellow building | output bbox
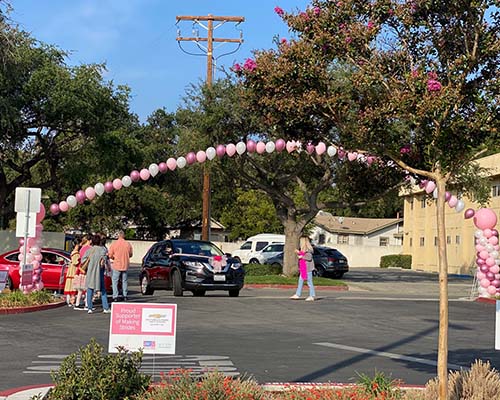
[401,153,500,274]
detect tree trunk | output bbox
[282,219,303,277]
[436,175,449,400]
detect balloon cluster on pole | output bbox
[18,203,46,294]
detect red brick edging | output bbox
[244,284,348,291]
[0,300,66,315]
[0,383,53,397]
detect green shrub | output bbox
[142,369,265,400]
[0,289,56,308]
[244,263,282,276]
[380,255,412,269]
[46,339,150,400]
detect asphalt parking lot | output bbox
[1,267,496,392]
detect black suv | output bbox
[313,246,349,278]
[140,239,245,297]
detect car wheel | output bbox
[233,257,241,263]
[313,266,325,277]
[172,269,183,297]
[228,289,240,297]
[271,263,282,269]
[249,258,260,264]
[192,289,206,297]
[140,275,154,295]
[7,276,13,290]
[332,272,345,279]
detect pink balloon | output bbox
[445,191,451,201]
[480,264,489,273]
[18,238,25,246]
[59,201,69,212]
[492,280,500,288]
[489,236,499,246]
[286,141,295,153]
[366,156,375,165]
[486,257,496,267]
[490,265,500,274]
[275,139,286,152]
[484,229,493,239]
[49,203,60,216]
[112,178,123,190]
[464,208,475,219]
[495,273,500,280]
[347,152,357,161]
[315,142,326,155]
[76,190,86,204]
[306,143,315,154]
[225,143,236,157]
[167,158,177,170]
[246,140,256,153]
[474,208,498,230]
[256,142,266,154]
[495,245,500,251]
[140,169,150,181]
[186,152,196,165]
[104,181,114,193]
[487,272,495,280]
[32,260,39,269]
[36,281,44,291]
[476,244,485,252]
[477,271,486,280]
[196,151,207,163]
[479,250,489,260]
[216,145,226,158]
[85,187,96,200]
[447,195,458,208]
[337,149,346,159]
[424,181,436,194]
[488,285,497,295]
[130,170,140,182]
[34,254,42,262]
[480,278,491,288]
[492,229,499,237]
[158,162,168,173]
[477,257,485,265]
[36,203,46,223]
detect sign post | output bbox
[15,188,41,283]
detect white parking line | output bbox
[314,342,466,370]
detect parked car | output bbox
[0,248,113,291]
[231,233,285,264]
[262,246,349,278]
[140,239,245,297]
[255,243,285,264]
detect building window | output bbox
[337,234,349,245]
[447,236,451,244]
[456,235,460,244]
[318,234,325,245]
[409,238,413,247]
[434,236,438,246]
[355,236,363,245]
[420,237,425,246]
[410,198,414,210]
[379,237,389,247]
[421,198,426,208]
[492,184,500,197]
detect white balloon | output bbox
[265,141,275,153]
[455,199,465,212]
[479,237,488,246]
[177,156,187,168]
[490,251,499,259]
[149,163,159,177]
[66,195,77,208]
[486,244,494,252]
[474,230,484,238]
[236,142,246,155]
[327,146,337,157]
[432,188,438,199]
[94,182,105,196]
[206,147,216,160]
[122,176,132,187]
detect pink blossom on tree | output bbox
[427,79,442,92]
[243,58,257,72]
[274,6,284,16]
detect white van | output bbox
[232,233,285,264]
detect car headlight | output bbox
[184,261,205,271]
[231,262,242,270]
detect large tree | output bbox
[0,22,131,228]
[235,1,499,398]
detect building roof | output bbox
[314,211,403,235]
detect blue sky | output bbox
[12,0,310,122]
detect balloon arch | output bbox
[21,139,498,297]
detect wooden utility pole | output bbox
[176,14,244,241]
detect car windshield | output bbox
[175,242,224,257]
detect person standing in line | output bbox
[290,236,316,301]
[82,234,110,314]
[108,230,133,302]
[74,234,92,309]
[64,237,81,307]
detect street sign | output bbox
[108,303,177,354]
[21,264,33,286]
[15,188,41,213]
[15,212,36,238]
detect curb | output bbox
[0,300,66,315]
[262,382,425,391]
[0,384,52,400]
[244,284,348,290]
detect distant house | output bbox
[310,211,403,268]
[166,218,228,242]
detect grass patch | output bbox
[244,275,346,286]
[0,289,59,309]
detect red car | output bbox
[0,248,112,292]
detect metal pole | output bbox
[21,190,31,286]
